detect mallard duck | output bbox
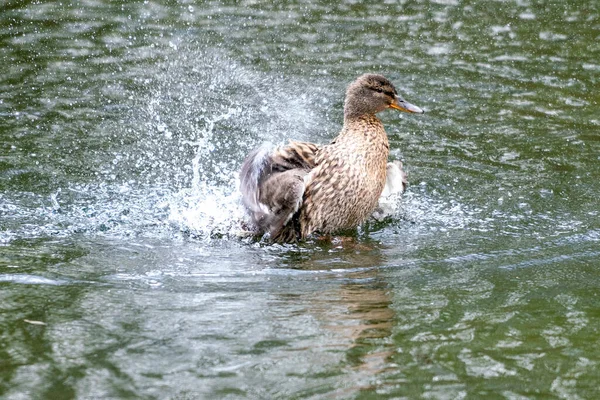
[240,74,423,243]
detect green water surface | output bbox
[1,0,599,398]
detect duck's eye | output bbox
[375,87,383,93]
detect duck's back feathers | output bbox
[239,141,320,241]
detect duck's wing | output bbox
[239,141,320,241]
[371,161,408,221]
[269,140,320,171]
[381,160,407,197]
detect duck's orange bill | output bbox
[390,98,424,114]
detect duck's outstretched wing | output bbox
[382,160,408,197]
[371,161,408,221]
[239,141,320,241]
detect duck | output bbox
[239,73,423,243]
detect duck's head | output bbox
[344,74,424,119]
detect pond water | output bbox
[1,0,599,398]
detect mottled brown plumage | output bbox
[240,74,423,243]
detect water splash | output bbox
[0,44,488,244]
[167,185,246,240]
[186,107,243,192]
[101,47,331,240]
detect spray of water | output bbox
[0,44,486,244]
[115,48,332,240]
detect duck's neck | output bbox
[342,112,382,127]
[339,114,389,148]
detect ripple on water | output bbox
[0,274,68,285]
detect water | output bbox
[1,0,599,398]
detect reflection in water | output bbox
[329,276,396,387]
[284,245,397,395]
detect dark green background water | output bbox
[1,1,599,398]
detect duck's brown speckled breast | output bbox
[299,115,389,237]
